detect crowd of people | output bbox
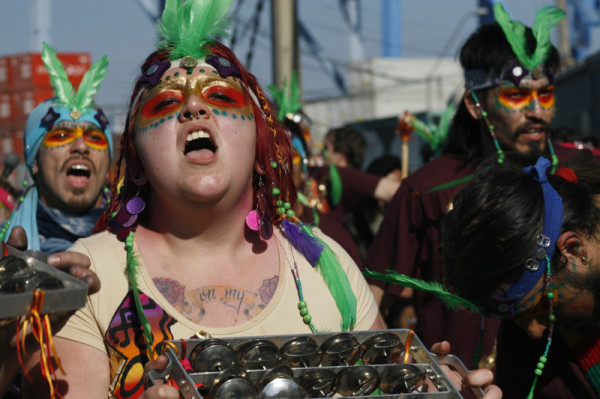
[1,0,599,398]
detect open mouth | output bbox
[67,163,91,179]
[184,130,217,154]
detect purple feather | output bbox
[282,219,324,266]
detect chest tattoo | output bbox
[153,275,279,323]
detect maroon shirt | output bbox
[302,166,381,265]
[496,321,595,398]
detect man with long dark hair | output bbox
[363,4,587,369]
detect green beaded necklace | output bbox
[527,255,555,399]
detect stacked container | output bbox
[0,52,91,158]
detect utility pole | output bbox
[29,0,51,52]
[555,0,573,66]
[271,0,299,92]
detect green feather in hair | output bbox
[494,2,565,70]
[156,0,234,61]
[363,269,482,314]
[72,55,108,112]
[42,42,108,115]
[531,6,566,69]
[268,72,303,122]
[125,232,155,358]
[42,42,75,108]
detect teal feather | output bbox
[156,0,234,60]
[41,42,75,108]
[531,6,566,68]
[72,55,108,112]
[125,232,154,358]
[301,225,356,331]
[363,269,482,314]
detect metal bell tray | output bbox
[150,329,484,398]
[0,244,88,319]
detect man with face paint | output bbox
[0,44,112,397]
[4,43,114,254]
[363,4,594,369]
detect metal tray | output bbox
[0,244,88,318]
[149,329,484,398]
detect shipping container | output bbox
[12,88,55,130]
[10,52,91,91]
[0,93,13,129]
[0,57,10,93]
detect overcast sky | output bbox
[0,0,596,127]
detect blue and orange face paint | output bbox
[42,122,109,152]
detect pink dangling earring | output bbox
[246,174,272,239]
[246,175,264,231]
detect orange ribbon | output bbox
[18,290,65,398]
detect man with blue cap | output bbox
[4,42,113,254]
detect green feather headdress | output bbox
[412,103,455,154]
[156,0,234,61]
[494,2,566,70]
[42,42,108,118]
[268,72,303,122]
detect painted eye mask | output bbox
[497,84,555,111]
[139,74,249,121]
[42,126,109,151]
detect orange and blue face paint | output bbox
[496,82,555,113]
[42,122,109,152]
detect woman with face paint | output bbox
[18,1,382,398]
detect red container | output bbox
[12,52,91,91]
[12,129,24,159]
[0,93,14,128]
[12,88,55,130]
[0,57,11,93]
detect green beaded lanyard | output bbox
[291,258,318,333]
[527,255,555,399]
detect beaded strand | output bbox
[527,255,555,399]
[471,91,505,164]
[291,260,318,333]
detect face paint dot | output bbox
[174,72,179,77]
[187,68,194,75]
[212,71,217,75]
[160,119,165,123]
[241,115,245,120]
[200,69,205,73]
[213,109,220,115]
[165,76,171,81]
[232,113,237,119]
[221,110,227,116]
